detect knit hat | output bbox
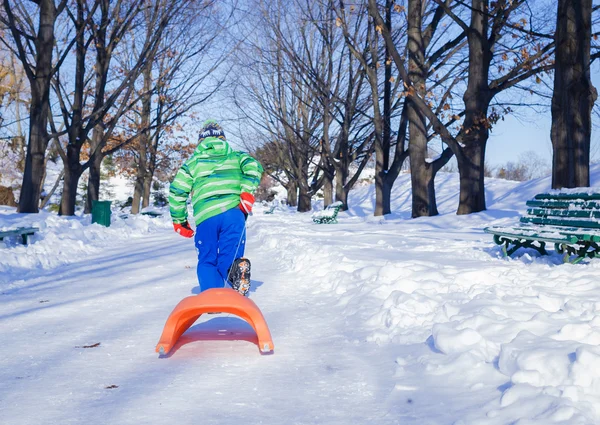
[198,119,225,142]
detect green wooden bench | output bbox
[119,211,162,219]
[264,204,276,215]
[484,192,600,264]
[312,201,344,224]
[141,211,162,218]
[0,227,39,245]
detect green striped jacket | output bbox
[169,137,263,226]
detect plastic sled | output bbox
[156,288,274,355]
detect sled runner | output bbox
[156,288,274,355]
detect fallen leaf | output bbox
[76,342,101,349]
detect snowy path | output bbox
[0,223,402,425]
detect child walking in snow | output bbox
[168,120,263,295]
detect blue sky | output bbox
[487,62,600,167]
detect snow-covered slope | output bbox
[1,165,600,425]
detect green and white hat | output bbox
[198,119,225,142]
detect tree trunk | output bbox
[457,143,486,214]
[131,157,145,214]
[407,0,437,217]
[371,2,392,217]
[298,187,312,212]
[60,170,80,216]
[59,144,83,216]
[408,157,436,216]
[143,132,161,209]
[335,167,349,211]
[142,173,152,209]
[40,169,64,210]
[457,0,491,214]
[551,0,597,189]
[286,180,298,207]
[13,73,26,173]
[379,0,393,216]
[323,172,333,207]
[15,0,57,213]
[85,154,103,214]
[297,159,312,213]
[59,1,87,216]
[134,58,153,213]
[85,127,104,214]
[19,93,51,214]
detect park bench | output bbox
[119,211,163,219]
[264,204,276,214]
[141,211,162,218]
[0,226,39,245]
[312,201,344,224]
[484,192,600,264]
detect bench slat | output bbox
[484,226,581,244]
[526,208,600,219]
[485,224,600,241]
[0,227,39,238]
[534,193,600,201]
[520,216,600,229]
[526,200,600,209]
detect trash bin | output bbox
[92,200,112,227]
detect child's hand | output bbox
[239,192,255,215]
[173,221,194,238]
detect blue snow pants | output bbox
[194,207,246,292]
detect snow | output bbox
[1,165,600,424]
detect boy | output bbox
[169,120,263,295]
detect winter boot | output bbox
[228,257,251,296]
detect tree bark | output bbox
[551,0,597,189]
[335,166,349,210]
[286,180,298,207]
[132,57,153,214]
[85,127,104,214]
[131,150,146,215]
[456,0,492,214]
[377,0,393,216]
[40,169,64,209]
[58,0,86,216]
[298,187,312,212]
[142,173,152,209]
[323,173,333,207]
[60,144,83,215]
[14,0,58,213]
[85,1,109,213]
[407,0,438,217]
[457,143,486,214]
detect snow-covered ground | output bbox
[1,166,600,425]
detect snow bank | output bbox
[250,164,600,423]
[0,207,171,281]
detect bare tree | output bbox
[128,0,227,213]
[336,1,410,216]
[270,0,374,210]
[1,0,69,212]
[370,0,555,215]
[49,0,185,215]
[235,0,325,212]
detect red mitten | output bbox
[174,221,194,238]
[239,192,255,215]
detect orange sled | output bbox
[156,288,274,355]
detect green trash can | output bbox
[92,200,112,227]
